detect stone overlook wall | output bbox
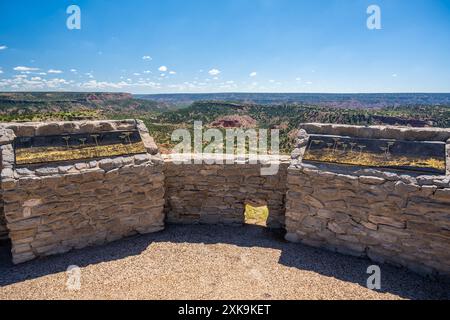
[0,120,449,280]
[0,126,15,241]
[0,120,165,264]
[286,123,450,279]
[164,155,289,228]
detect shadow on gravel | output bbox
[0,224,448,299]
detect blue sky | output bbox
[1,0,450,93]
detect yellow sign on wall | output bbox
[244,204,269,227]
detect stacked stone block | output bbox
[285,124,450,279]
[0,127,15,241]
[1,119,449,280]
[0,120,165,264]
[164,155,289,228]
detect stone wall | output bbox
[285,124,450,279]
[164,155,289,228]
[0,126,15,241]
[0,120,165,264]
[0,200,6,241]
[1,120,449,279]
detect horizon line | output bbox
[2,91,450,95]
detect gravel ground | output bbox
[0,224,448,300]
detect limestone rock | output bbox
[359,176,386,185]
[285,232,300,243]
[368,215,405,229]
[0,128,16,145]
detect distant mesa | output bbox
[86,92,132,102]
[210,115,257,129]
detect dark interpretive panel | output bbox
[303,134,446,174]
[14,130,147,165]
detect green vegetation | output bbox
[151,101,450,153]
[0,110,100,122]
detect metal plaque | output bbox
[303,134,446,174]
[14,130,147,165]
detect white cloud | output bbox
[392,73,398,77]
[158,66,168,72]
[14,66,39,72]
[70,69,77,73]
[0,74,71,90]
[269,80,275,83]
[169,71,176,75]
[0,45,7,50]
[142,55,152,60]
[306,81,313,85]
[295,77,301,81]
[81,80,124,89]
[143,70,152,74]
[208,69,221,76]
[78,79,163,90]
[48,69,63,74]
[133,73,141,76]
[249,72,257,77]
[46,78,69,87]
[0,70,3,74]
